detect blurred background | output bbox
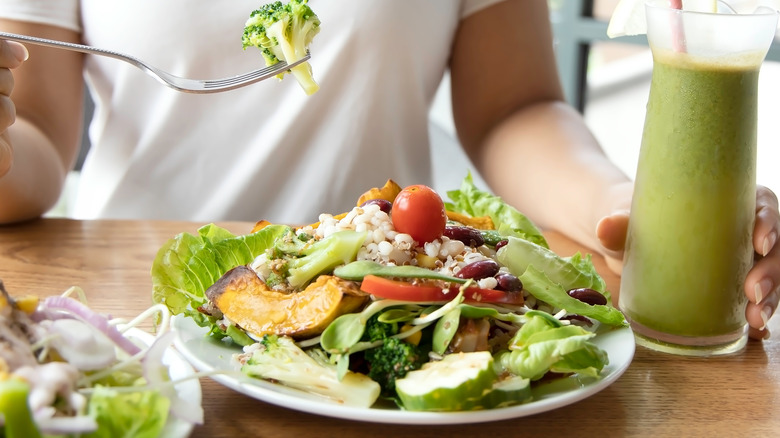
[49,0,780,217]
[431,0,780,198]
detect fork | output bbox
[0,31,310,94]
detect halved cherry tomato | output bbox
[360,275,524,305]
[391,185,447,243]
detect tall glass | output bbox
[619,1,779,356]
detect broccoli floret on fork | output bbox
[242,0,321,95]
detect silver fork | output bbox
[0,31,310,94]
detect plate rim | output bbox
[171,315,634,425]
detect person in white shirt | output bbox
[0,0,778,340]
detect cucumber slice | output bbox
[472,375,532,409]
[395,351,497,411]
[447,375,532,411]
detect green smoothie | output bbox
[619,49,760,345]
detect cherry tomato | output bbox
[391,185,446,243]
[360,275,524,305]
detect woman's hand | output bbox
[0,40,28,178]
[744,186,779,340]
[596,184,780,340]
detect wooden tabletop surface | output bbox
[1,218,778,437]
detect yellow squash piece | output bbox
[356,179,402,206]
[250,220,273,233]
[205,266,368,339]
[13,295,39,314]
[445,211,495,230]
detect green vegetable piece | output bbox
[0,378,42,438]
[395,351,497,411]
[151,223,291,315]
[284,230,368,289]
[320,299,410,353]
[499,236,606,293]
[496,314,608,381]
[225,324,256,346]
[471,376,532,409]
[242,335,380,407]
[84,387,170,438]
[457,304,500,319]
[364,336,426,397]
[242,0,321,95]
[496,236,625,326]
[432,306,461,354]
[456,304,528,326]
[480,229,506,247]
[520,265,626,327]
[376,307,421,324]
[334,260,467,283]
[524,309,565,328]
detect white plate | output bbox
[127,328,202,437]
[172,315,634,425]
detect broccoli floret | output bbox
[362,316,427,397]
[281,230,367,289]
[365,314,398,342]
[241,335,380,407]
[242,0,321,95]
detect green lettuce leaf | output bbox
[151,223,291,315]
[84,387,169,438]
[497,238,626,326]
[445,173,548,248]
[519,266,625,327]
[496,313,608,381]
[497,236,624,326]
[498,236,607,294]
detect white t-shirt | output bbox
[0,0,505,224]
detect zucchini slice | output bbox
[395,351,496,411]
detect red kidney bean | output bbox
[494,239,508,251]
[562,314,593,326]
[359,198,392,214]
[567,288,608,306]
[495,273,522,292]
[443,226,485,247]
[455,260,500,280]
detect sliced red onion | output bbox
[38,296,141,355]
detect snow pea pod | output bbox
[334,260,467,283]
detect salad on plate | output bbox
[152,174,628,412]
[0,281,203,437]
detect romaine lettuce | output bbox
[496,313,609,381]
[151,223,291,316]
[445,173,548,248]
[498,236,626,326]
[84,387,170,438]
[151,224,292,345]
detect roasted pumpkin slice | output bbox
[205,265,368,339]
[445,211,494,230]
[356,179,402,206]
[250,219,273,233]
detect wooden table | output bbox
[1,218,778,437]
